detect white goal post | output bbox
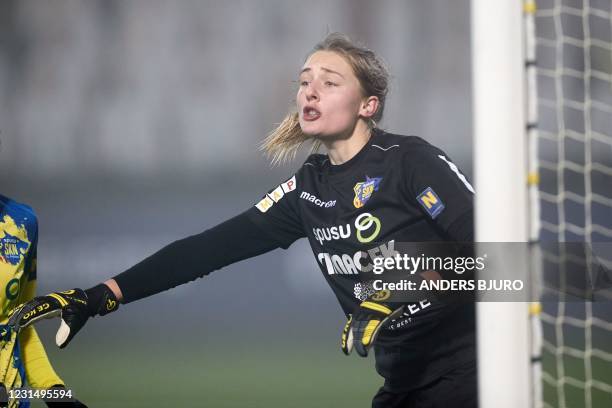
[473,1,612,407]
[472,1,532,407]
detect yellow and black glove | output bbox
[341,292,405,357]
[8,284,119,349]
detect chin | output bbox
[302,129,334,140]
[299,122,322,137]
[299,121,345,140]
[302,129,322,138]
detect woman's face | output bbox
[297,50,369,138]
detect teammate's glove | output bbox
[7,284,119,348]
[341,295,405,357]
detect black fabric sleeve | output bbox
[113,210,285,303]
[403,145,475,238]
[446,210,474,242]
[246,174,305,246]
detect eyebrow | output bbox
[299,67,345,78]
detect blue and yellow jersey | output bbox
[0,194,63,399]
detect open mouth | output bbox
[302,107,321,121]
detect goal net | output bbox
[528,1,612,407]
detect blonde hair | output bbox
[261,32,390,166]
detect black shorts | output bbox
[371,360,477,408]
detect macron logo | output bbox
[300,191,336,208]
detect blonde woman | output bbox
[9,33,476,407]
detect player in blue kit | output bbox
[0,194,86,407]
[8,33,476,407]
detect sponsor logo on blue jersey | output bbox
[0,233,28,265]
[417,187,445,219]
[353,176,382,208]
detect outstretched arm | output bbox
[110,209,288,303]
[8,207,303,347]
[9,170,305,347]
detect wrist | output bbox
[84,284,119,317]
[103,279,124,302]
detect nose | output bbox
[304,83,319,101]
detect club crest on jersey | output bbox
[0,232,28,265]
[353,176,382,208]
[417,187,445,219]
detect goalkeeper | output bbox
[8,33,476,408]
[0,194,85,408]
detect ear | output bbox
[359,96,380,119]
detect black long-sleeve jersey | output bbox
[114,128,476,390]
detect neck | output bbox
[323,121,372,165]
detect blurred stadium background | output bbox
[0,1,472,407]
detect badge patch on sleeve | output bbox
[417,187,445,219]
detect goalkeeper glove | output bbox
[341,294,405,357]
[7,284,119,348]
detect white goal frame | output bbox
[472,1,533,407]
